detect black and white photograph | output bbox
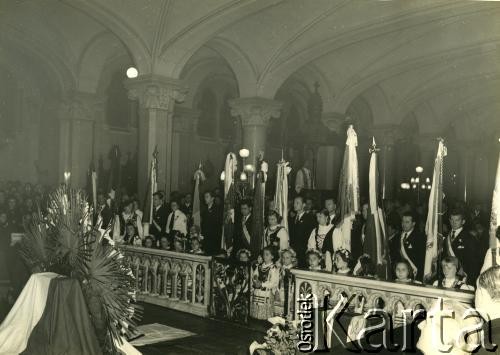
[0,1,499,354]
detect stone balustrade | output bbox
[292,269,474,317]
[123,246,212,317]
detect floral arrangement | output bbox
[19,186,140,354]
[250,317,300,355]
[212,260,250,322]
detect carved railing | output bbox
[292,269,474,316]
[123,246,212,317]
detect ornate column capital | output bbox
[372,124,400,146]
[125,74,188,111]
[229,97,282,127]
[58,91,99,122]
[322,112,346,134]
[173,106,200,134]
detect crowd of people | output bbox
[88,184,493,295]
[0,179,494,297]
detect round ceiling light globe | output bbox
[239,148,250,158]
[126,67,139,78]
[415,166,423,173]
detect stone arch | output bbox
[159,0,280,78]
[64,0,151,74]
[204,38,258,98]
[256,2,487,102]
[77,31,134,94]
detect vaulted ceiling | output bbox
[1,0,499,141]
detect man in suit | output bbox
[324,197,337,227]
[289,196,316,268]
[201,191,222,255]
[234,200,253,254]
[396,211,425,281]
[151,191,168,243]
[444,209,480,285]
[166,200,188,239]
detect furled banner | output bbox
[423,139,447,283]
[337,125,360,251]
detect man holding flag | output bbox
[423,139,447,284]
[363,138,389,279]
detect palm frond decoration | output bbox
[19,208,56,273]
[20,186,140,354]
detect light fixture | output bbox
[427,185,432,190]
[400,183,410,190]
[244,164,254,172]
[415,177,420,183]
[220,171,225,181]
[426,177,430,183]
[411,177,415,184]
[421,184,426,190]
[239,148,250,158]
[240,171,247,181]
[416,166,423,173]
[126,67,138,78]
[412,184,417,189]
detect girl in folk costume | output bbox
[432,256,474,291]
[306,249,323,271]
[237,248,252,263]
[264,210,289,251]
[334,249,352,275]
[124,223,143,246]
[189,236,204,255]
[394,260,421,284]
[307,209,335,272]
[276,248,297,317]
[119,199,143,238]
[251,247,280,319]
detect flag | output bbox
[274,158,292,231]
[364,138,387,277]
[221,153,237,252]
[337,125,360,251]
[489,153,500,249]
[423,139,447,282]
[251,158,268,255]
[144,148,158,224]
[192,164,205,229]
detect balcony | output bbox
[123,246,212,317]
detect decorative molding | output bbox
[292,269,474,314]
[322,112,346,133]
[173,106,200,134]
[58,92,99,122]
[229,97,282,127]
[372,124,400,146]
[125,74,188,111]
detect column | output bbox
[320,112,346,192]
[229,97,282,168]
[172,106,200,193]
[126,75,188,201]
[373,125,398,200]
[58,92,98,187]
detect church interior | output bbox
[0,1,499,354]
